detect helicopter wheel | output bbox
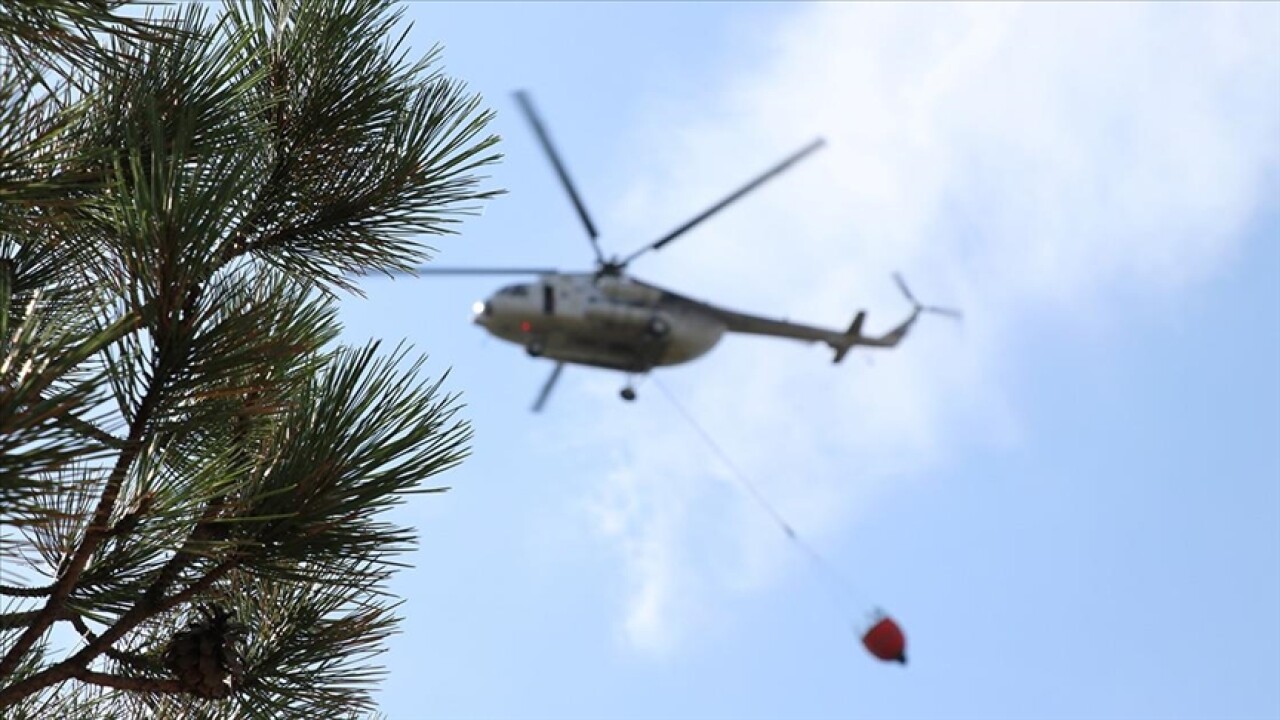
[526,339,546,357]
[620,387,637,402]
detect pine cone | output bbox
[163,605,245,700]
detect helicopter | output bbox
[397,91,960,411]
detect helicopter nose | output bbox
[471,300,492,324]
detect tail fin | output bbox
[830,311,865,364]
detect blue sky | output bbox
[334,3,1280,719]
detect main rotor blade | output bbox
[384,267,559,277]
[620,138,826,267]
[532,361,566,413]
[514,90,604,264]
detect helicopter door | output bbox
[542,284,555,315]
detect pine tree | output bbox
[0,1,500,716]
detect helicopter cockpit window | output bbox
[498,284,530,297]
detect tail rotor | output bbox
[893,273,962,322]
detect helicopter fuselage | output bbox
[473,273,725,373]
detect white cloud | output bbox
[577,3,1280,651]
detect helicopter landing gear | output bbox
[525,338,546,357]
[620,373,646,402]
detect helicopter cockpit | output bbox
[473,282,538,324]
[497,283,530,297]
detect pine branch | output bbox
[0,584,53,599]
[209,0,501,290]
[2,1,499,713]
[52,408,122,450]
[150,559,240,618]
[66,614,154,672]
[0,611,42,631]
[105,493,153,539]
[69,668,182,695]
[0,1,177,77]
[0,608,72,630]
[0,558,238,706]
[0,341,167,683]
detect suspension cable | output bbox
[649,376,871,614]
